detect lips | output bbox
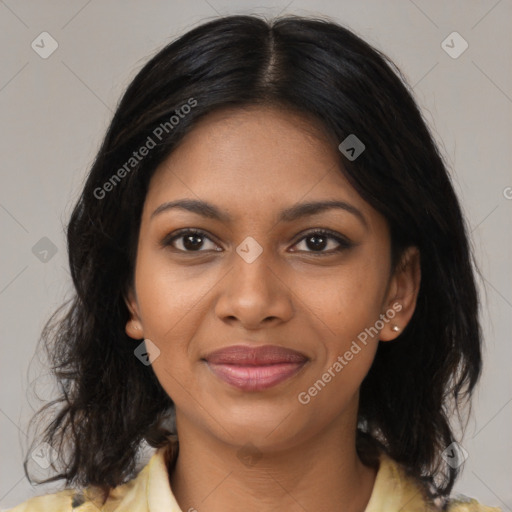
[204,345,308,365]
[203,345,308,392]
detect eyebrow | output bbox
[151,198,368,229]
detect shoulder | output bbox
[6,479,143,512]
[6,443,175,512]
[6,461,147,511]
[5,486,122,512]
[5,489,79,512]
[6,476,144,512]
[445,494,502,512]
[368,452,502,512]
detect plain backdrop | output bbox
[1,0,511,509]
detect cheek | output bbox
[133,248,233,395]
[297,342,377,429]
[303,258,388,386]
[134,246,214,337]
[312,260,388,335]
[132,255,200,380]
[298,274,383,413]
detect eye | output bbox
[162,229,221,252]
[291,229,353,255]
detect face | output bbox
[125,105,420,452]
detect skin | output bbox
[124,105,421,512]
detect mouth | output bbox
[203,344,309,392]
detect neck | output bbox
[168,401,378,512]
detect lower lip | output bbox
[206,361,306,391]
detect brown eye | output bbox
[292,229,353,255]
[162,229,221,252]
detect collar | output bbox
[97,436,433,512]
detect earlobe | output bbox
[380,246,421,342]
[126,320,143,340]
[123,287,144,340]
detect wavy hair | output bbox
[24,14,482,506]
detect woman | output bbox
[11,14,500,512]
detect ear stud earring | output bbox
[391,324,400,332]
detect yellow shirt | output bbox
[8,440,501,511]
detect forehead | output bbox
[143,105,377,227]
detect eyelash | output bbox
[161,228,353,256]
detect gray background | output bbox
[1,0,511,509]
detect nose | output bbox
[213,246,294,330]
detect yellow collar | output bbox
[97,438,434,511]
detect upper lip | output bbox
[203,345,308,365]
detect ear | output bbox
[123,285,144,340]
[379,246,421,342]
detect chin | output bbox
[211,405,309,450]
